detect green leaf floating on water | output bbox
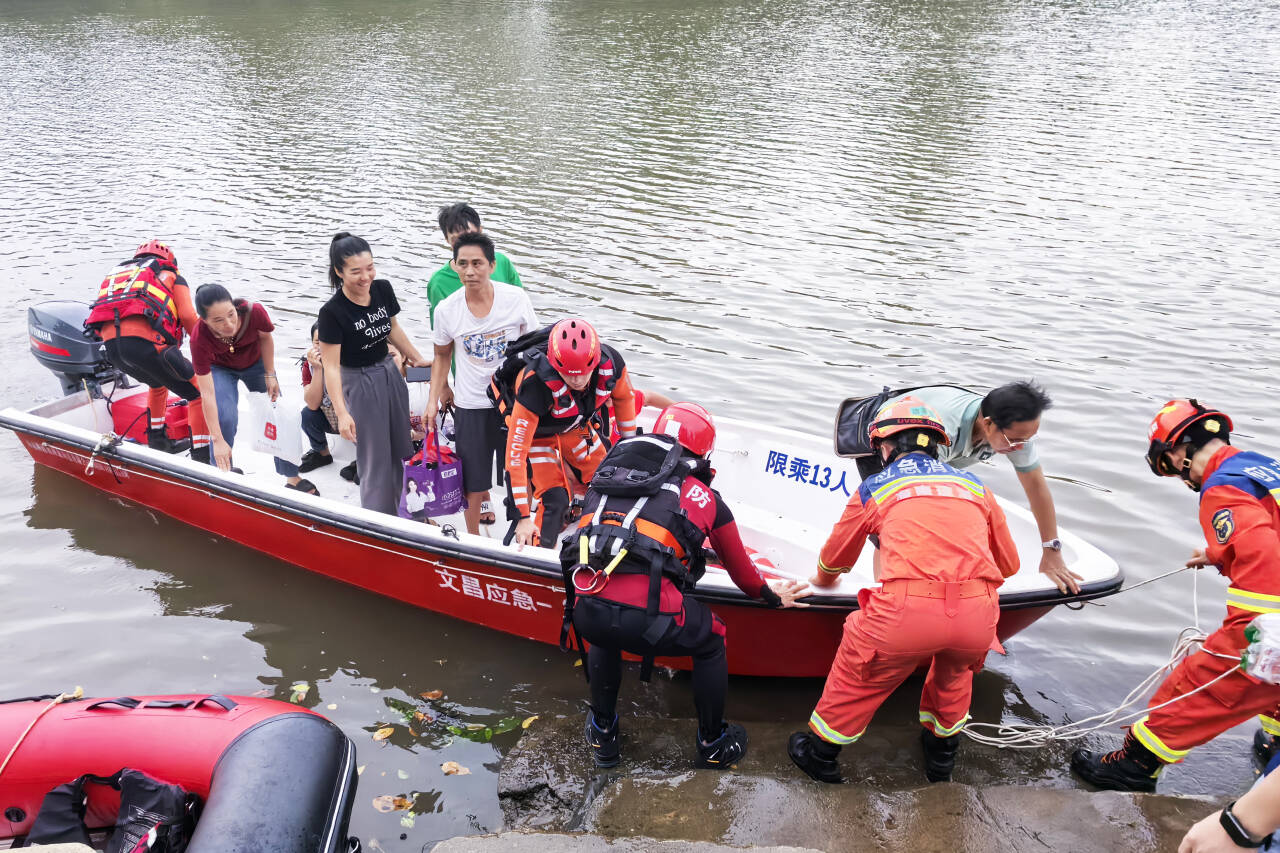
[384,697,419,725]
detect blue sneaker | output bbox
[584,711,620,767]
[696,722,748,769]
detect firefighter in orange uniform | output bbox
[1073,400,1280,792]
[491,318,638,548]
[788,397,1020,784]
[86,240,210,457]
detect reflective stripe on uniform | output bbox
[809,711,862,746]
[816,558,846,575]
[870,474,985,504]
[1226,587,1280,614]
[919,711,969,737]
[1260,715,1280,737]
[1132,717,1187,763]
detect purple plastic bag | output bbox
[398,430,465,520]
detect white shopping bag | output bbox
[248,392,304,465]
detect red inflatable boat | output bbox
[0,693,359,851]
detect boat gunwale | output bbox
[0,405,1125,613]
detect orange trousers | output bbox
[809,580,998,745]
[528,425,607,542]
[1132,619,1280,763]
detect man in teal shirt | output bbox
[859,381,1083,596]
[427,203,523,325]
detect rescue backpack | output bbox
[85,258,184,346]
[26,767,199,852]
[486,325,553,420]
[559,433,710,679]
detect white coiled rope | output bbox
[964,566,1242,748]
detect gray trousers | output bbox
[341,356,413,515]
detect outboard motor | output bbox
[28,301,127,398]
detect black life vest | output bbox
[85,258,185,346]
[558,433,711,680]
[488,326,620,438]
[26,767,199,853]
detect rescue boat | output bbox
[0,693,359,851]
[4,302,1124,678]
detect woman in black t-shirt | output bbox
[317,232,429,514]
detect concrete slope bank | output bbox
[492,714,1225,852]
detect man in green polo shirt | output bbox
[859,381,1083,596]
[427,203,523,325]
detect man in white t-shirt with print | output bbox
[427,231,538,534]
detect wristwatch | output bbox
[1041,539,1063,551]
[1220,800,1272,848]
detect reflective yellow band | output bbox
[1227,587,1280,614]
[919,710,970,737]
[1132,718,1188,763]
[816,558,846,575]
[809,712,862,745]
[1260,715,1280,737]
[871,474,985,504]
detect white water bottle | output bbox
[1242,614,1280,685]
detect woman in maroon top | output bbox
[190,284,313,492]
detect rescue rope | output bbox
[0,687,84,779]
[965,568,1239,748]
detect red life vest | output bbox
[86,258,184,345]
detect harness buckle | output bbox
[571,564,605,593]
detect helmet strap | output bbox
[1178,450,1201,492]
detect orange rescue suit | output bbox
[1131,445,1280,763]
[808,453,1019,746]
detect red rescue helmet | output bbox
[1145,399,1232,477]
[135,239,177,270]
[547,318,601,377]
[868,396,951,449]
[655,402,716,457]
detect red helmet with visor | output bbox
[1145,399,1232,478]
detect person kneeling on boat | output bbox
[490,318,638,548]
[86,240,212,456]
[1073,400,1280,793]
[857,382,1082,596]
[563,402,809,768]
[189,284,316,493]
[790,397,1019,784]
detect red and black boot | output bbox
[1071,730,1163,793]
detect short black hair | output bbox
[194,283,234,318]
[437,203,481,239]
[980,380,1053,430]
[329,232,372,291]
[310,321,319,338]
[452,230,496,263]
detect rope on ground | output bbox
[0,687,84,779]
[965,566,1235,748]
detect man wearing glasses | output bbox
[857,381,1082,595]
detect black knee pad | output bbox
[538,487,571,544]
[159,346,196,384]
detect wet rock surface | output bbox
[494,713,1225,851]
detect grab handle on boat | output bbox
[192,695,237,711]
[85,696,142,711]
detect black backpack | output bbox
[26,767,199,852]
[486,325,553,418]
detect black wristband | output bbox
[1220,801,1271,849]
[759,582,782,608]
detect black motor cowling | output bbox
[27,301,125,397]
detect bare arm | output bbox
[386,317,425,366]
[1016,466,1082,594]
[1179,770,1280,851]
[320,342,355,441]
[258,330,280,401]
[303,347,324,410]
[426,342,454,426]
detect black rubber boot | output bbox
[1255,728,1278,768]
[788,731,844,783]
[190,445,211,465]
[921,728,961,783]
[696,722,748,769]
[146,426,189,454]
[584,711,620,768]
[1071,731,1163,793]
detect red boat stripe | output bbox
[31,337,71,357]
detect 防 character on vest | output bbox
[1073,400,1280,792]
[563,403,809,768]
[791,397,1020,784]
[85,240,211,457]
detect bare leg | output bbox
[463,491,485,535]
